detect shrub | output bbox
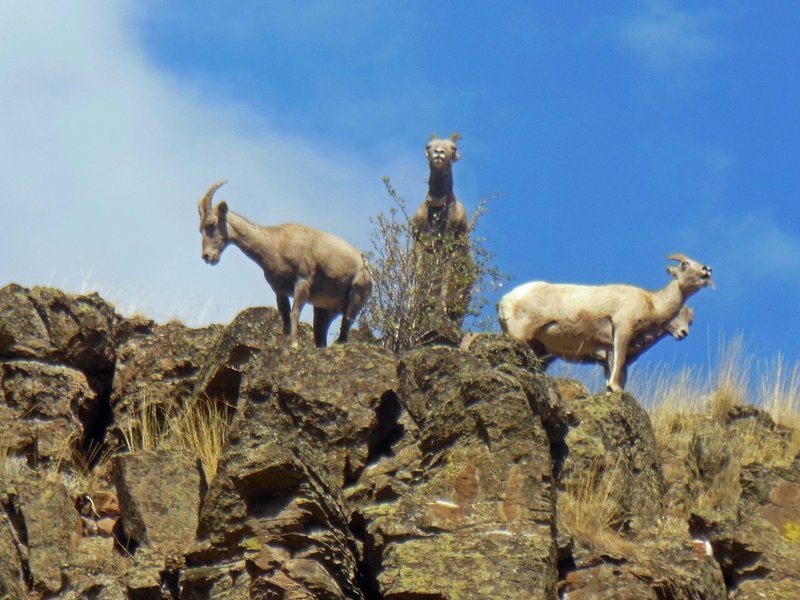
[360,177,506,353]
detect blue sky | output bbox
[2,2,798,388]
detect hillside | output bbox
[0,284,798,599]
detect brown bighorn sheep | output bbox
[412,133,468,236]
[497,255,714,392]
[411,133,474,325]
[198,180,372,348]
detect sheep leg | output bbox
[313,307,334,348]
[289,280,311,348]
[529,341,554,369]
[337,286,364,344]
[607,330,632,392]
[618,365,629,390]
[277,295,292,339]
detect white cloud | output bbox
[618,1,718,70]
[0,2,399,327]
[723,214,800,284]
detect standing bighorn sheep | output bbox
[497,255,714,392]
[198,180,372,348]
[538,304,695,390]
[412,133,468,236]
[411,133,475,325]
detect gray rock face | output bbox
[2,473,78,595]
[114,450,204,555]
[0,284,118,373]
[0,360,97,464]
[360,346,559,599]
[110,320,223,446]
[559,390,665,535]
[0,287,799,598]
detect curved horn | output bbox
[199,179,228,216]
[666,253,688,263]
[428,133,439,141]
[450,132,462,143]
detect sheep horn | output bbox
[666,253,688,263]
[199,180,228,216]
[450,133,462,143]
[429,133,439,141]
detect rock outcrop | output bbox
[0,284,798,599]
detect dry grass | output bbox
[634,364,708,447]
[121,394,232,483]
[758,354,800,429]
[0,444,25,481]
[559,458,637,556]
[708,335,752,422]
[630,335,800,516]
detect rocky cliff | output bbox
[0,284,798,599]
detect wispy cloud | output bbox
[723,214,800,285]
[618,1,719,70]
[0,2,401,326]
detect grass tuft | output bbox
[121,394,232,483]
[560,458,637,556]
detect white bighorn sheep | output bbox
[411,133,474,325]
[497,255,714,392]
[538,304,695,390]
[198,180,372,348]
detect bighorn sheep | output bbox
[412,133,468,236]
[198,180,372,348]
[411,133,474,325]
[497,255,714,392]
[538,305,695,390]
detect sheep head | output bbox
[198,180,230,266]
[666,305,694,340]
[666,254,715,291]
[425,133,461,172]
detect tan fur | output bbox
[198,180,372,348]
[411,133,468,236]
[497,256,713,392]
[410,133,473,325]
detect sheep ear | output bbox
[217,201,229,218]
[429,133,438,141]
[666,265,679,278]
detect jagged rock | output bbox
[61,537,129,600]
[465,333,567,441]
[192,307,313,409]
[0,284,118,373]
[196,342,398,599]
[109,320,223,446]
[560,543,726,600]
[0,511,26,599]
[361,346,558,599]
[0,360,97,464]
[114,450,204,558]
[558,391,664,535]
[4,288,800,598]
[180,562,252,598]
[2,472,78,595]
[690,454,800,596]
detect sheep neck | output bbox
[224,211,281,265]
[651,279,696,320]
[428,168,454,202]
